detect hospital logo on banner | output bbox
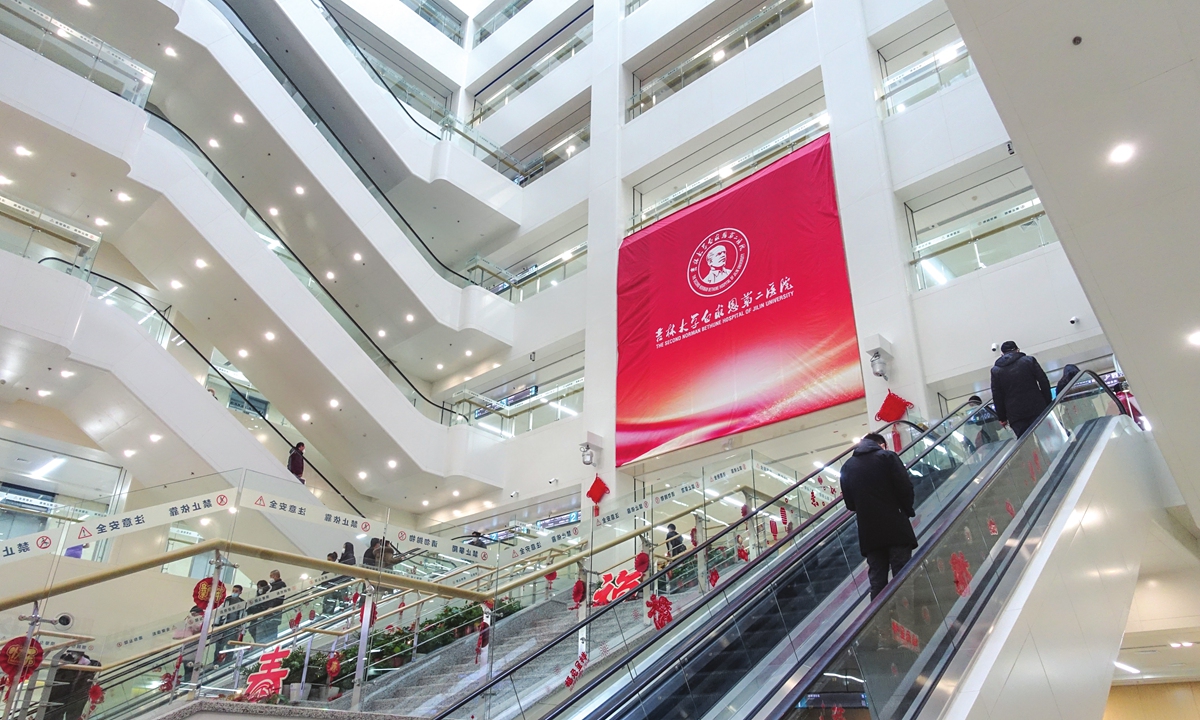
[687,228,749,297]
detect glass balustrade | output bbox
[629,113,829,233]
[472,20,593,125]
[882,38,975,116]
[626,0,808,120]
[474,0,534,45]
[0,0,154,107]
[0,192,99,275]
[205,0,475,287]
[143,113,462,427]
[465,241,588,304]
[451,370,584,438]
[626,0,650,14]
[397,0,464,45]
[515,122,591,185]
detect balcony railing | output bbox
[397,0,464,45]
[474,0,533,46]
[626,0,808,121]
[626,0,650,14]
[629,113,828,233]
[465,240,588,303]
[0,191,100,275]
[514,121,590,184]
[911,196,1058,290]
[0,0,154,106]
[452,370,584,438]
[472,20,593,125]
[882,38,975,116]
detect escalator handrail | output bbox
[764,369,1127,719]
[38,257,366,517]
[545,404,1002,720]
[209,0,476,288]
[140,106,466,426]
[433,405,978,720]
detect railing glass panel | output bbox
[0,0,154,106]
[451,369,584,439]
[474,0,534,45]
[464,241,588,304]
[883,38,975,116]
[626,0,807,121]
[0,193,99,275]
[630,114,828,233]
[472,21,593,125]
[397,0,464,44]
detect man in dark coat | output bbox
[990,341,1052,437]
[840,433,918,599]
[287,443,306,484]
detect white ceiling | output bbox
[944,0,1200,528]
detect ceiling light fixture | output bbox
[713,49,726,62]
[170,280,183,289]
[325,271,335,280]
[30,458,65,479]
[149,434,162,442]
[465,350,473,357]
[358,471,367,479]
[164,47,177,57]
[195,258,209,269]
[94,218,109,227]
[233,113,244,124]
[483,500,493,508]
[264,331,275,341]
[387,460,397,469]
[268,207,278,216]
[353,253,362,262]
[294,186,305,195]
[329,398,339,408]
[37,389,51,397]
[436,364,444,370]
[422,500,429,506]
[1109,143,1135,164]
[14,146,32,157]
[452,490,459,497]
[1113,661,1140,674]
[77,0,92,6]
[405,314,414,322]
[377,330,386,338]
[123,449,137,458]
[237,349,248,358]
[1188,331,1200,346]
[207,138,220,149]
[300,413,310,421]
[116,192,131,202]
[0,176,12,186]
[493,363,501,369]
[60,370,74,378]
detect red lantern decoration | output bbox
[689,528,697,547]
[570,579,586,610]
[586,476,610,517]
[740,504,749,518]
[780,507,788,526]
[708,569,719,588]
[544,571,558,582]
[874,390,914,422]
[359,602,378,628]
[81,682,104,719]
[192,578,226,610]
[325,652,341,680]
[634,552,650,574]
[0,638,43,700]
[769,519,778,541]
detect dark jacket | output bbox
[840,440,918,556]
[665,531,686,557]
[1054,364,1080,398]
[287,447,304,476]
[990,351,1052,423]
[268,578,286,608]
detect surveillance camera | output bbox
[54,613,74,629]
[509,490,519,499]
[580,442,595,466]
[548,478,559,485]
[1069,316,1079,325]
[991,343,998,352]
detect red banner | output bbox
[616,136,863,465]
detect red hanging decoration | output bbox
[769,519,778,541]
[950,552,973,597]
[892,427,903,452]
[81,683,104,719]
[289,611,302,629]
[708,569,719,588]
[780,507,788,526]
[634,552,650,574]
[586,476,610,517]
[987,518,998,536]
[737,546,749,562]
[570,579,586,610]
[545,571,558,582]
[325,652,341,680]
[0,637,43,700]
[359,602,378,628]
[740,504,749,518]
[646,594,674,630]
[309,609,316,621]
[191,578,227,610]
[1005,500,1016,518]
[874,390,914,423]
[475,621,490,665]
[689,528,697,547]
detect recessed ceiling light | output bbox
[388,459,397,469]
[207,138,220,149]
[237,349,248,358]
[422,500,429,506]
[1188,331,1200,346]
[465,350,473,357]
[452,490,459,497]
[329,398,339,408]
[123,449,137,457]
[164,47,177,58]
[170,280,183,289]
[452,509,462,517]
[358,471,367,479]
[149,434,162,442]
[233,113,244,124]
[195,259,208,269]
[77,0,91,6]
[377,329,386,338]
[483,500,493,508]
[1172,642,1182,648]
[14,146,31,157]
[60,370,74,378]
[37,389,51,397]
[713,49,725,62]
[300,413,311,421]
[1184,642,1194,647]
[0,176,13,185]
[353,253,362,262]
[264,331,275,341]
[326,271,335,280]
[116,192,131,202]
[1109,143,1135,164]
[436,364,444,370]
[94,218,109,227]
[464,376,471,382]
[268,207,278,216]
[405,314,414,322]
[294,186,305,195]
[493,363,501,369]
[551,280,558,286]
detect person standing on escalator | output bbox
[287,443,306,485]
[840,433,918,600]
[990,341,1052,438]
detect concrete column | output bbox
[813,0,932,420]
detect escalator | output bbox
[432,401,1003,720]
[541,371,1126,720]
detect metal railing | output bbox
[882,37,974,116]
[474,0,534,45]
[472,16,593,125]
[397,0,464,45]
[464,240,588,303]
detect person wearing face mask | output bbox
[214,584,247,664]
[248,580,278,642]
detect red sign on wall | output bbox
[616,136,863,465]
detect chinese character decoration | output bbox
[289,611,302,630]
[708,569,719,588]
[564,652,589,688]
[243,646,290,701]
[0,637,43,700]
[780,507,788,526]
[646,594,673,631]
[950,552,973,597]
[1005,500,1016,518]
[987,518,999,536]
[158,654,183,694]
[570,579,586,610]
[591,569,642,607]
[832,707,846,720]
[586,476,610,517]
[191,578,226,610]
[736,535,749,562]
